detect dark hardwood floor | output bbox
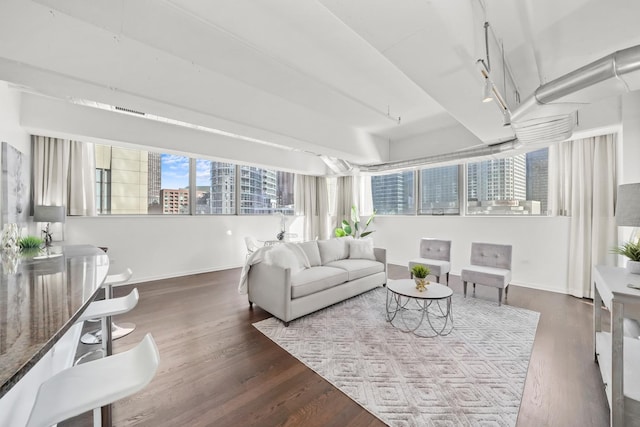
[62,265,610,426]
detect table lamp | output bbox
[33,205,66,247]
[615,183,640,273]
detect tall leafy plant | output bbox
[334,206,376,238]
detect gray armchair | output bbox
[461,242,512,306]
[408,238,451,285]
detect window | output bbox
[466,148,548,215]
[95,145,190,215]
[197,160,236,214]
[159,154,190,214]
[419,165,459,215]
[371,171,415,215]
[239,166,294,215]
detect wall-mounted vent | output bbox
[114,106,146,116]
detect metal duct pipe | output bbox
[511,44,640,144]
[342,138,520,175]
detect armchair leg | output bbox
[505,285,509,297]
[435,275,440,284]
[463,281,468,298]
[283,321,290,327]
[498,288,503,306]
[445,272,449,286]
[249,301,253,310]
[410,272,414,279]
[473,283,476,293]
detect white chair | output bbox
[244,236,262,258]
[408,238,452,285]
[461,242,512,306]
[26,333,159,427]
[81,268,136,347]
[75,288,139,364]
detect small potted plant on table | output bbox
[612,239,640,274]
[411,264,431,292]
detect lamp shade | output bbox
[33,205,66,224]
[615,183,640,226]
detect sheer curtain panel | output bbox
[548,134,617,297]
[294,175,329,241]
[32,136,96,217]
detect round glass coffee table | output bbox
[385,279,454,337]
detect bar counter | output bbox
[0,244,109,398]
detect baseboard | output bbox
[111,263,245,287]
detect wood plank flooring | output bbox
[62,265,610,426]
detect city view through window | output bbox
[95,143,547,216]
[95,144,294,215]
[371,148,548,215]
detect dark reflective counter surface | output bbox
[0,245,109,397]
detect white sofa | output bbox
[246,238,387,326]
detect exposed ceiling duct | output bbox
[511,44,640,144]
[323,138,521,175]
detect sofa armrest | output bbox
[374,247,387,273]
[247,262,292,322]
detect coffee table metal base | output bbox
[385,280,454,338]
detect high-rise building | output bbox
[467,155,530,214]
[372,171,413,214]
[95,144,149,214]
[468,156,526,201]
[161,189,189,214]
[210,162,235,214]
[420,165,458,213]
[526,148,549,214]
[277,171,294,208]
[147,152,161,213]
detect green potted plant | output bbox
[411,264,431,291]
[334,206,376,238]
[18,236,44,257]
[612,239,640,274]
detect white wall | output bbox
[370,215,571,294]
[65,215,303,284]
[0,82,30,152]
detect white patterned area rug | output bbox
[253,281,540,426]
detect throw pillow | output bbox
[348,238,376,260]
[297,241,322,266]
[264,244,305,274]
[285,243,311,268]
[318,237,351,264]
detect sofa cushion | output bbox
[318,237,351,265]
[324,259,384,281]
[264,244,306,274]
[348,238,376,261]
[297,241,322,267]
[291,266,348,299]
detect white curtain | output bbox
[548,134,617,298]
[67,141,96,216]
[32,136,96,216]
[335,176,355,229]
[32,136,69,207]
[294,175,329,241]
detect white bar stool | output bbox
[81,268,136,348]
[75,288,139,365]
[26,333,160,427]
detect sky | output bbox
[160,155,213,189]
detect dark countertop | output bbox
[0,245,109,398]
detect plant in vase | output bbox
[334,206,376,238]
[411,264,431,292]
[18,236,44,257]
[612,239,640,274]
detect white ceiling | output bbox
[0,0,638,174]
